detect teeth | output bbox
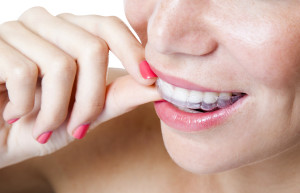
[156,78,243,112]
[217,93,232,108]
[188,90,203,103]
[173,87,189,104]
[158,78,174,101]
[178,106,202,114]
[201,103,217,111]
[203,92,218,104]
[187,90,203,109]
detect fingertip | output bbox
[36,131,53,144]
[137,75,157,86]
[131,60,157,86]
[7,118,20,124]
[72,124,90,139]
[139,60,157,79]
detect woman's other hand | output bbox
[0,7,160,168]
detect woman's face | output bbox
[124,0,300,174]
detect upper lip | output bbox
[150,65,244,93]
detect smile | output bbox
[156,78,246,113]
[154,78,247,132]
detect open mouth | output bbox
[156,78,246,113]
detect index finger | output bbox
[57,13,157,85]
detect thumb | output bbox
[92,74,162,126]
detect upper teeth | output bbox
[156,78,241,111]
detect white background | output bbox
[0,0,128,68]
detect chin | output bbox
[159,121,293,175]
[160,123,241,174]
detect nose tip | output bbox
[147,0,218,56]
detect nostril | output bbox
[193,38,219,56]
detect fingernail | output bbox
[7,118,20,124]
[37,131,53,144]
[73,124,90,139]
[139,60,157,79]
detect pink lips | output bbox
[151,67,247,132]
[154,98,245,132]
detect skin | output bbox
[0,7,159,168]
[125,0,300,190]
[1,0,300,192]
[130,0,300,173]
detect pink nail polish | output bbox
[7,118,20,124]
[139,60,157,79]
[37,131,53,144]
[73,124,90,139]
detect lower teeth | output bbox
[178,106,201,113]
[201,102,217,111]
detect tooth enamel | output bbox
[158,78,174,99]
[173,87,189,103]
[217,92,232,108]
[188,90,203,103]
[156,78,241,111]
[219,92,232,99]
[203,92,218,104]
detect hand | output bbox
[0,7,160,168]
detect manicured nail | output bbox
[37,131,53,144]
[7,118,20,124]
[139,60,157,79]
[73,124,90,139]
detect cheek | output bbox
[236,37,300,89]
[220,17,300,89]
[207,3,300,90]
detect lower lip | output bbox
[154,97,247,132]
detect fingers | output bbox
[0,7,159,144]
[18,7,109,138]
[57,13,157,85]
[0,38,38,123]
[93,70,162,126]
[0,21,77,140]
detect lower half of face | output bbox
[124,0,300,174]
[156,90,300,174]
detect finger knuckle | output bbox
[84,39,109,57]
[11,62,38,81]
[0,21,20,32]
[19,6,48,22]
[104,16,128,29]
[105,16,123,25]
[56,12,71,18]
[51,56,77,75]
